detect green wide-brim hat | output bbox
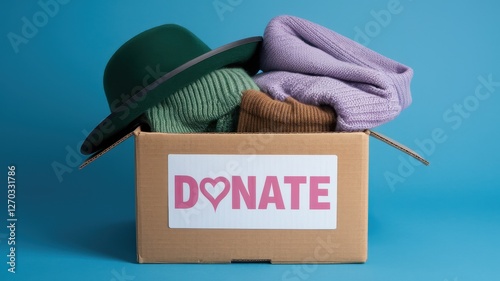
[81,24,262,155]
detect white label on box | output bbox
[168,154,337,229]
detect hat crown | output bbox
[103,24,211,111]
[81,23,261,156]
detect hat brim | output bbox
[81,36,262,155]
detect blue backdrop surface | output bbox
[1,0,499,280]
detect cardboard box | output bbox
[81,128,426,264]
[134,129,370,263]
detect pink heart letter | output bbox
[199,177,230,211]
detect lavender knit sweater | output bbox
[254,15,413,131]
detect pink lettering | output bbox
[231,176,256,209]
[284,176,307,210]
[174,175,198,209]
[199,177,230,211]
[174,175,332,210]
[258,176,285,210]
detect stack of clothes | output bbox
[143,15,413,135]
[81,15,415,156]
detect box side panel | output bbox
[135,133,145,263]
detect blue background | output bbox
[1,0,499,280]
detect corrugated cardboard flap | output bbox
[79,126,141,169]
[79,128,428,169]
[366,130,429,166]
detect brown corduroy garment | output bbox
[237,89,337,132]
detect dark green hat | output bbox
[81,24,262,155]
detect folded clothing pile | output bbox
[142,15,413,134]
[144,68,258,133]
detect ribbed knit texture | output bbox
[144,68,259,133]
[254,15,414,131]
[237,89,336,132]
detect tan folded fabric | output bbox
[237,89,337,133]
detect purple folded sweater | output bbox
[254,15,413,131]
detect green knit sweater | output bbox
[144,68,259,133]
